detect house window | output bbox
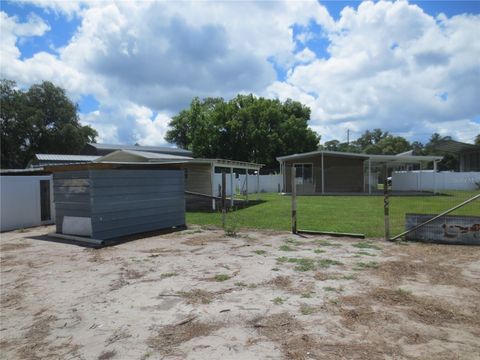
[294,163,313,184]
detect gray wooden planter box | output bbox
[53,169,185,240]
[405,213,480,245]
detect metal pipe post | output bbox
[291,168,297,234]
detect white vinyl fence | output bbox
[392,171,480,192]
[213,174,282,196]
[1,175,55,231]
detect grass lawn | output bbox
[186,191,479,238]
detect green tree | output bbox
[166,94,320,169]
[475,134,480,145]
[424,133,457,171]
[0,80,97,168]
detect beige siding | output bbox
[183,164,212,195]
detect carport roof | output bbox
[276,150,443,164]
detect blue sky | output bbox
[1,0,479,145]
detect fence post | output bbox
[221,172,226,229]
[291,168,297,234]
[384,168,390,241]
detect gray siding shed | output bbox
[53,169,185,240]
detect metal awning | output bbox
[277,150,442,164]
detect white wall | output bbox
[213,173,282,196]
[392,171,480,191]
[0,175,55,232]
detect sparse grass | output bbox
[279,244,295,251]
[313,249,326,254]
[342,274,357,280]
[272,296,285,305]
[396,288,412,296]
[272,267,280,271]
[316,239,342,247]
[354,261,379,270]
[323,286,343,293]
[160,272,178,279]
[253,249,267,255]
[330,299,340,305]
[300,292,313,298]
[318,259,343,268]
[214,274,231,282]
[354,251,376,257]
[234,281,247,287]
[247,283,258,289]
[276,256,289,263]
[352,242,382,250]
[300,305,316,315]
[224,223,239,237]
[176,289,213,304]
[285,238,302,245]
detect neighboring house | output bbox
[277,150,442,194]
[80,143,193,157]
[434,140,480,172]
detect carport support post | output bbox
[321,152,325,194]
[221,172,226,229]
[384,164,390,241]
[211,164,216,211]
[256,169,260,200]
[433,160,437,194]
[291,168,297,234]
[368,159,372,194]
[230,167,234,207]
[245,169,249,202]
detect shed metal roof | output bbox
[86,143,192,155]
[35,154,100,161]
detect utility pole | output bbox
[347,129,350,145]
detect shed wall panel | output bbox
[89,170,185,239]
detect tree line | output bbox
[1,80,97,168]
[2,79,478,171]
[166,95,320,169]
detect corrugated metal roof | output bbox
[276,150,442,163]
[433,140,480,153]
[87,143,192,155]
[35,154,100,161]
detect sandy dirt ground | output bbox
[1,225,479,360]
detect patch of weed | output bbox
[234,282,247,287]
[317,239,342,247]
[272,297,285,305]
[324,286,343,293]
[279,244,295,251]
[214,274,231,282]
[247,283,258,289]
[300,305,316,315]
[352,242,382,250]
[395,288,412,296]
[354,261,379,270]
[272,267,280,271]
[293,259,316,272]
[160,272,178,279]
[355,251,376,257]
[253,250,267,255]
[342,274,357,280]
[285,238,302,246]
[276,256,289,263]
[313,249,326,254]
[300,292,313,298]
[318,259,343,268]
